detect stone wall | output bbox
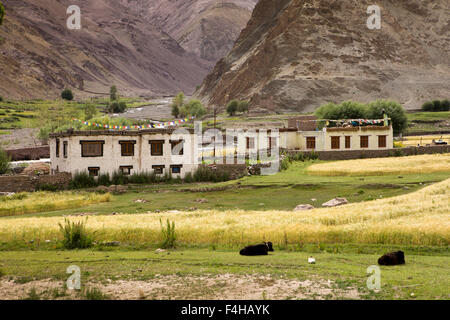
[284,145,450,161]
[6,146,50,161]
[0,173,72,193]
[200,164,247,180]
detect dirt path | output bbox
[0,275,361,300]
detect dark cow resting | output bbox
[240,242,274,256]
[378,251,405,266]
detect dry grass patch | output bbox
[0,179,448,246]
[402,135,450,147]
[0,192,111,217]
[307,154,450,176]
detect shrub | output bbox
[111,170,128,185]
[36,184,59,192]
[226,100,238,116]
[84,103,97,120]
[61,89,74,101]
[422,101,434,112]
[84,287,110,300]
[160,218,176,249]
[238,100,249,113]
[0,96,3,102]
[441,99,450,111]
[110,85,118,101]
[0,148,10,174]
[184,172,193,183]
[185,99,206,118]
[108,101,127,113]
[171,104,179,118]
[58,218,94,249]
[97,173,111,186]
[70,171,97,189]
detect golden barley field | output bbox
[0,179,448,246]
[307,153,450,176]
[401,135,450,147]
[0,192,111,217]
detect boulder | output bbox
[22,162,50,176]
[95,185,109,194]
[108,185,128,194]
[294,204,315,211]
[322,197,348,207]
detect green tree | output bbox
[171,104,179,118]
[0,1,5,26]
[184,99,206,118]
[238,100,249,113]
[84,103,97,120]
[61,89,74,101]
[366,100,408,135]
[171,92,184,118]
[110,85,118,101]
[441,99,450,111]
[0,147,10,174]
[315,101,367,120]
[422,101,434,112]
[226,100,239,116]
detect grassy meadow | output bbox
[0,192,111,217]
[0,177,448,246]
[307,153,450,176]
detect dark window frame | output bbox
[170,164,183,174]
[170,139,184,156]
[306,137,316,149]
[378,135,387,148]
[345,136,351,149]
[152,165,165,174]
[119,140,136,157]
[63,141,68,158]
[56,139,60,158]
[149,140,165,156]
[88,167,100,177]
[360,136,369,148]
[119,165,133,176]
[246,137,255,149]
[331,136,340,150]
[80,140,105,157]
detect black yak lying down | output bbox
[240,242,274,256]
[378,251,405,266]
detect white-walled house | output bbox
[49,129,199,178]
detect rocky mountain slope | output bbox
[196,0,450,112]
[0,0,256,99]
[128,0,258,63]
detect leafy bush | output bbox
[70,171,97,189]
[422,99,450,112]
[280,151,319,171]
[366,100,408,135]
[238,100,249,113]
[160,218,176,249]
[108,101,127,113]
[171,104,179,118]
[61,89,74,101]
[97,173,111,186]
[0,148,10,174]
[179,99,206,118]
[184,172,193,183]
[58,218,94,249]
[84,103,97,120]
[111,171,128,185]
[226,100,239,116]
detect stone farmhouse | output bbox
[49,117,393,177]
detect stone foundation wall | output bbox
[284,145,450,161]
[0,173,72,193]
[200,164,247,180]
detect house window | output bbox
[331,136,340,150]
[119,141,136,156]
[246,137,255,149]
[80,141,104,157]
[345,136,351,149]
[378,135,387,148]
[152,165,165,174]
[149,140,164,156]
[360,136,369,148]
[56,139,60,158]
[306,137,316,149]
[170,165,182,174]
[170,140,184,155]
[63,141,68,158]
[88,167,100,177]
[119,166,133,176]
[268,137,277,149]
